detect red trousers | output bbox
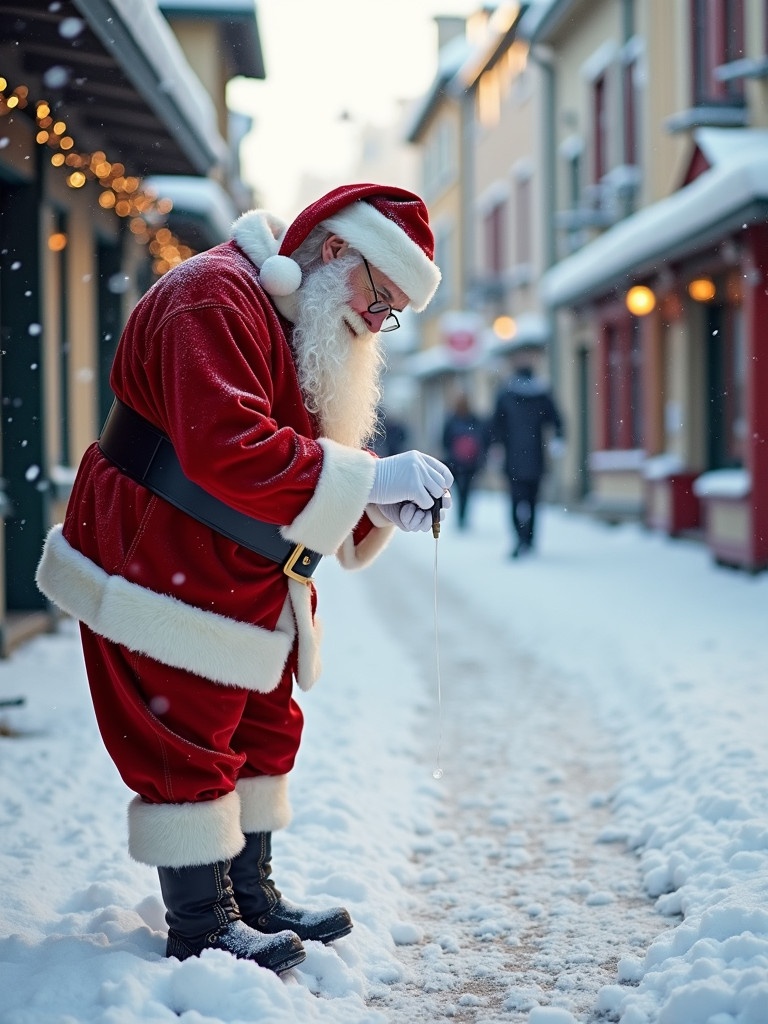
[80,624,304,804]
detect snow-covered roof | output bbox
[158,0,255,11]
[459,1,528,89]
[521,0,575,41]
[541,128,768,308]
[485,311,550,355]
[520,0,561,39]
[406,344,459,379]
[157,0,265,80]
[75,0,227,172]
[693,468,751,499]
[404,34,471,142]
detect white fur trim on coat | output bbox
[236,775,292,833]
[280,438,376,556]
[336,521,394,570]
[36,525,294,692]
[287,579,323,692]
[324,203,441,312]
[128,790,245,867]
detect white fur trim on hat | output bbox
[231,210,301,320]
[128,790,245,867]
[231,209,286,267]
[259,254,302,297]
[324,203,441,312]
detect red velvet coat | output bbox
[37,239,393,696]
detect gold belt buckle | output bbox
[283,543,313,584]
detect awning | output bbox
[0,0,227,175]
[158,1,265,81]
[406,345,459,379]
[485,311,550,356]
[143,176,240,250]
[541,128,768,308]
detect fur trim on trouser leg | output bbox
[236,775,291,833]
[128,791,245,868]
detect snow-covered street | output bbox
[1,490,768,1023]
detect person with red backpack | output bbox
[442,393,487,530]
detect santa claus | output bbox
[35,184,453,974]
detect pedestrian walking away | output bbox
[35,183,453,974]
[490,361,564,558]
[441,392,487,530]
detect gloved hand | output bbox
[368,450,453,508]
[368,491,453,533]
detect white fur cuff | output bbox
[281,438,375,555]
[236,775,292,833]
[128,791,245,868]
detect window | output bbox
[605,323,623,448]
[622,58,638,166]
[515,176,532,266]
[706,299,746,467]
[568,152,581,208]
[629,318,643,448]
[691,0,745,104]
[592,73,608,181]
[52,208,71,465]
[603,314,643,449]
[483,200,506,276]
[421,116,457,200]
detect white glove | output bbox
[369,450,454,509]
[368,492,453,533]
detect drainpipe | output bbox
[459,85,475,312]
[529,43,558,391]
[622,0,635,43]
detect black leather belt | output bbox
[98,399,322,583]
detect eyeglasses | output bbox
[362,258,400,333]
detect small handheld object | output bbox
[430,494,444,778]
[431,496,443,539]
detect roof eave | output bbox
[543,197,768,308]
[73,0,227,174]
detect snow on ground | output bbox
[1,490,768,1023]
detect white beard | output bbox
[291,253,385,449]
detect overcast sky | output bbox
[229,0,478,215]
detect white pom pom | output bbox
[259,255,302,297]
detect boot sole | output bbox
[166,930,307,974]
[272,946,307,974]
[316,923,353,943]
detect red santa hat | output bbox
[258,183,441,313]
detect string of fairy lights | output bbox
[0,77,195,276]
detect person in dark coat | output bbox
[442,393,487,529]
[491,363,564,557]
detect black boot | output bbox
[157,860,306,973]
[229,832,353,943]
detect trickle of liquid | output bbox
[432,537,444,780]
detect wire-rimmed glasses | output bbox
[362,258,400,332]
